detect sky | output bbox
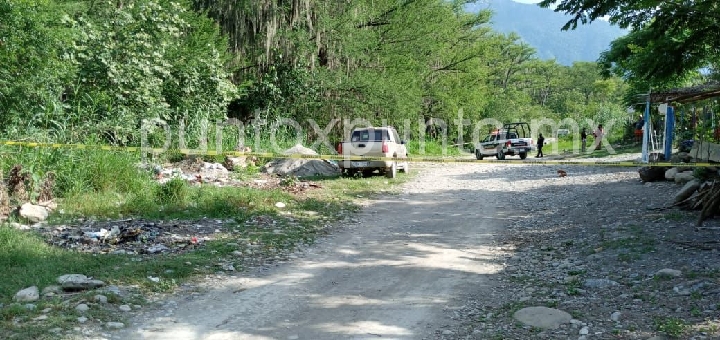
[510,0,610,21]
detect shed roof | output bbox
[649,81,720,104]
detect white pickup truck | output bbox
[336,126,410,178]
[474,123,535,160]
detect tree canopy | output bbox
[0,0,632,146]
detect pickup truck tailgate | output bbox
[342,141,384,156]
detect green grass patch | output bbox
[405,139,461,157]
[307,171,412,201]
[599,225,656,263]
[654,316,688,338]
[566,277,582,296]
[0,141,416,339]
[545,138,640,158]
[664,211,689,222]
[60,179,296,220]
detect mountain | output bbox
[465,0,628,65]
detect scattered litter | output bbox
[38,219,223,255]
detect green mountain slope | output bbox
[466,0,628,65]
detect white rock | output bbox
[94,295,108,303]
[674,171,695,183]
[146,244,169,254]
[611,311,622,322]
[77,316,88,323]
[19,203,48,223]
[579,326,589,335]
[105,322,125,329]
[57,274,105,290]
[275,202,286,208]
[583,278,619,288]
[665,167,678,180]
[513,306,572,330]
[119,305,132,312]
[656,268,682,278]
[13,286,39,302]
[75,304,89,312]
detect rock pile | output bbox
[155,159,233,185]
[635,148,720,226]
[8,274,133,332]
[638,148,720,227]
[262,144,341,178]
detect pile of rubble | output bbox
[148,144,340,187]
[262,144,341,178]
[153,158,240,186]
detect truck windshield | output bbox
[351,129,389,142]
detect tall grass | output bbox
[0,146,149,199]
[405,139,462,156]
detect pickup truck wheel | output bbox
[475,150,483,160]
[385,162,397,179]
[519,152,527,160]
[496,151,505,160]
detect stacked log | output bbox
[640,148,720,227]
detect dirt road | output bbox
[105,154,720,340]
[112,162,512,340]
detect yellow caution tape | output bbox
[0,140,714,167]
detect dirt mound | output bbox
[262,144,340,178]
[281,144,318,156]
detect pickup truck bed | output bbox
[336,127,409,178]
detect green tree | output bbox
[64,0,237,144]
[0,0,76,136]
[539,0,720,83]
